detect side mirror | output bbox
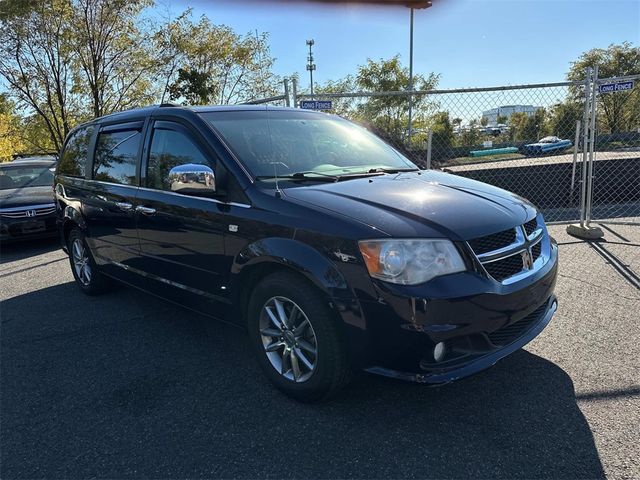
[167,163,217,197]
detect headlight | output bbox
[358,239,466,285]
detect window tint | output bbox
[93,129,141,185]
[58,126,93,177]
[147,128,210,191]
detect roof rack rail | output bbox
[159,102,181,107]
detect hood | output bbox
[0,186,55,209]
[282,171,536,241]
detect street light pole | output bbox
[405,1,432,145]
[306,39,316,98]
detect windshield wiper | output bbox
[367,167,420,174]
[255,172,338,183]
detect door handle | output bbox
[115,201,133,211]
[135,205,156,215]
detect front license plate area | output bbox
[22,220,46,233]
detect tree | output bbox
[353,55,439,144]
[0,95,26,161]
[0,0,160,151]
[546,101,582,139]
[457,120,481,148]
[157,13,280,105]
[429,111,454,157]
[0,0,79,151]
[314,76,357,117]
[73,0,158,118]
[496,114,508,125]
[568,42,640,133]
[509,109,547,142]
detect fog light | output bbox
[433,342,447,362]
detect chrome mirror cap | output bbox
[168,163,216,196]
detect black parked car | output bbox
[54,105,558,402]
[1,158,57,242]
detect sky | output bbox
[167,0,640,90]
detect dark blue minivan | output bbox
[54,105,558,402]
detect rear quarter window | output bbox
[58,126,94,178]
[93,129,141,185]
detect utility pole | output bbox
[306,39,316,98]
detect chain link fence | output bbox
[591,74,640,223]
[244,74,639,226]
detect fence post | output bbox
[566,67,604,239]
[569,120,581,200]
[283,79,290,107]
[585,65,598,225]
[426,129,433,170]
[292,78,298,108]
[579,67,591,228]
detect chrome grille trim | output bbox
[466,214,550,285]
[0,203,56,218]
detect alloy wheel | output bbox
[71,238,92,286]
[259,296,318,383]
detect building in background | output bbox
[482,105,541,125]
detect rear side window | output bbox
[93,129,141,185]
[147,128,210,191]
[58,126,94,178]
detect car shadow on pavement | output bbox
[0,237,60,264]
[1,282,605,479]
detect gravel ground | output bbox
[1,223,638,479]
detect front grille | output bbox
[487,302,549,346]
[524,218,538,236]
[467,228,515,255]
[483,254,524,282]
[0,205,56,218]
[531,241,542,261]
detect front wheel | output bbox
[247,271,352,402]
[67,228,112,295]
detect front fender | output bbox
[230,237,351,299]
[230,237,370,367]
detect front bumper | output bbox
[0,215,57,242]
[366,295,557,384]
[356,241,558,384]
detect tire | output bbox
[247,271,352,402]
[67,228,112,295]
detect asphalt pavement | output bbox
[1,224,639,479]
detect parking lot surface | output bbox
[1,224,639,479]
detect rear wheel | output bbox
[247,271,352,402]
[67,228,112,295]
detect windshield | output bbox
[0,164,55,190]
[200,110,417,179]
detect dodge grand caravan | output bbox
[54,105,558,402]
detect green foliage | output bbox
[429,111,454,155]
[457,120,482,148]
[509,109,547,142]
[156,12,279,105]
[546,101,582,139]
[356,56,439,143]
[568,42,640,133]
[313,76,357,117]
